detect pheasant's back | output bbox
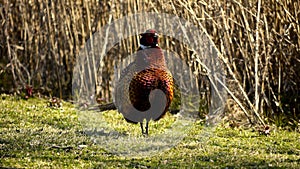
[115,47,174,123]
[129,68,174,116]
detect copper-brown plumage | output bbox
[115,29,174,135]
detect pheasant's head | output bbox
[139,29,159,49]
[137,29,166,69]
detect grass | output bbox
[0,94,299,168]
[101,109,176,136]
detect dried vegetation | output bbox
[0,0,299,128]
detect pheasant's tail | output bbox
[98,102,117,111]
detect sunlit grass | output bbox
[101,110,176,136]
[0,94,299,168]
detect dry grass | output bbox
[0,0,299,127]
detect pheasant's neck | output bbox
[136,47,167,69]
[140,44,150,49]
[140,44,158,49]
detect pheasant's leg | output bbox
[145,121,149,135]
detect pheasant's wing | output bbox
[115,62,137,122]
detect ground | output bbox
[0,94,299,168]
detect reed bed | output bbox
[0,0,299,128]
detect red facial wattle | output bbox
[145,35,154,44]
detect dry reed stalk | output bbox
[0,0,299,127]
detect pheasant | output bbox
[115,29,174,135]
